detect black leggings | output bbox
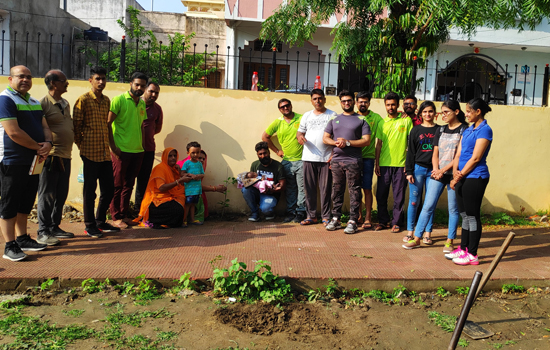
[455,177,489,256]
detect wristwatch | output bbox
[46,141,53,146]
[345,140,351,147]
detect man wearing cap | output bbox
[261,98,305,223]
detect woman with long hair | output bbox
[446,98,493,265]
[403,100,468,250]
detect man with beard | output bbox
[261,99,305,223]
[323,90,371,234]
[241,141,286,222]
[356,91,383,230]
[403,95,421,126]
[107,72,148,228]
[134,81,163,212]
[374,92,413,233]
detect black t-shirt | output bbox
[405,125,438,175]
[250,159,285,199]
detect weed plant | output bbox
[502,284,525,294]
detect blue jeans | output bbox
[361,158,375,190]
[241,186,278,216]
[281,160,305,215]
[414,178,459,239]
[406,164,432,232]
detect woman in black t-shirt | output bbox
[403,100,468,250]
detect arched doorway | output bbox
[436,54,508,105]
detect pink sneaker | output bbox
[444,247,467,260]
[452,253,479,266]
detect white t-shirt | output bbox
[297,109,337,162]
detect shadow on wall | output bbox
[481,194,537,215]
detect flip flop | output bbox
[300,218,318,225]
[403,235,413,243]
[391,225,401,233]
[374,223,387,231]
[322,219,330,227]
[362,222,373,229]
[423,237,434,245]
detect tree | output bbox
[260,0,550,97]
[81,6,216,86]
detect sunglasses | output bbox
[340,99,354,104]
[279,104,291,109]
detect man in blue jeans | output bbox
[242,141,286,221]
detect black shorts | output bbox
[0,163,40,219]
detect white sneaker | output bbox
[37,234,60,246]
[444,247,467,260]
[343,220,357,234]
[325,217,341,231]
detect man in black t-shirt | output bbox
[242,142,286,222]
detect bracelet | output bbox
[176,179,179,185]
[211,186,215,192]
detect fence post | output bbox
[120,35,126,83]
[270,46,276,91]
[542,64,549,107]
[410,56,418,96]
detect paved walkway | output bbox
[0,220,549,290]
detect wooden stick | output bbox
[448,271,483,350]
[474,231,516,300]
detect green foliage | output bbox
[505,340,516,345]
[113,275,163,305]
[436,287,451,298]
[455,286,470,296]
[218,175,237,218]
[171,272,198,294]
[502,284,525,294]
[210,257,293,303]
[306,278,341,302]
[260,0,550,97]
[490,342,503,349]
[481,212,536,226]
[157,331,178,342]
[362,285,407,305]
[458,338,470,347]
[82,6,216,85]
[40,278,55,291]
[62,309,85,317]
[428,311,457,332]
[82,278,112,294]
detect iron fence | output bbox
[1,30,549,106]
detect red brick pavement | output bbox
[0,221,548,288]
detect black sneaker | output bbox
[16,235,47,251]
[3,244,27,261]
[50,226,75,238]
[292,213,306,223]
[283,214,295,223]
[97,222,121,233]
[85,226,104,238]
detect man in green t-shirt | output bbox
[107,72,148,229]
[262,99,305,223]
[374,92,413,233]
[356,91,384,230]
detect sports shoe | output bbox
[292,213,306,223]
[97,222,121,233]
[248,212,260,222]
[402,239,421,249]
[85,226,103,238]
[325,217,342,231]
[453,253,479,266]
[283,214,295,223]
[443,243,454,253]
[50,226,74,238]
[37,233,60,246]
[343,220,358,234]
[265,215,275,221]
[16,235,47,251]
[445,247,467,260]
[3,244,27,262]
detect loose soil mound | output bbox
[215,303,342,336]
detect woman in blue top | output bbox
[446,98,493,266]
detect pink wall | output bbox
[263,0,283,19]
[238,0,258,18]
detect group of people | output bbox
[0,64,492,267]
[248,89,492,266]
[0,65,226,262]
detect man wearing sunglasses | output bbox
[403,95,421,126]
[262,99,305,223]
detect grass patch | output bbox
[62,309,85,317]
[428,311,457,332]
[502,284,525,294]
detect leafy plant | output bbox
[40,278,55,291]
[171,272,198,294]
[218,173,237,219]
[455,286,470,296]
[502,284,525,294]
[428,311,457,332]
[458,338,470,347]
[82,278,112,294]
[210,257,293,303]
[324,278,339,297]
[62,309,85,317]
[436,287,451,298]
[113,275,163,305]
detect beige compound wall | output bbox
[1,76,549,215]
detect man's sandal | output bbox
[300,218,318,225]
[374,223,387,231]
[322,219,330,227]
[391,225,401,233]
[362,222,373,229]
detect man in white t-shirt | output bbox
[296,89,337,226]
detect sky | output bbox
[136,0,187,13]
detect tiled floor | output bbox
[1,221,548,287]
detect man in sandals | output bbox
[374,92,413,233]
[296,89,337,226]
[262,99,305,223]
[356,91,383,230]
[323,90,371,234]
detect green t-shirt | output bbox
[378,113,413,167]
[110,91,147,153]
[265,113,303,161]
[360,110,383,159]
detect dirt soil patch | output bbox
[0,288,549,349]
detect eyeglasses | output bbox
[340,99,354,104]
[278,104,291,109]
[403,103,415,106]
[12,74,33,80]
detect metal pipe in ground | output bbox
[448,271,483,350]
